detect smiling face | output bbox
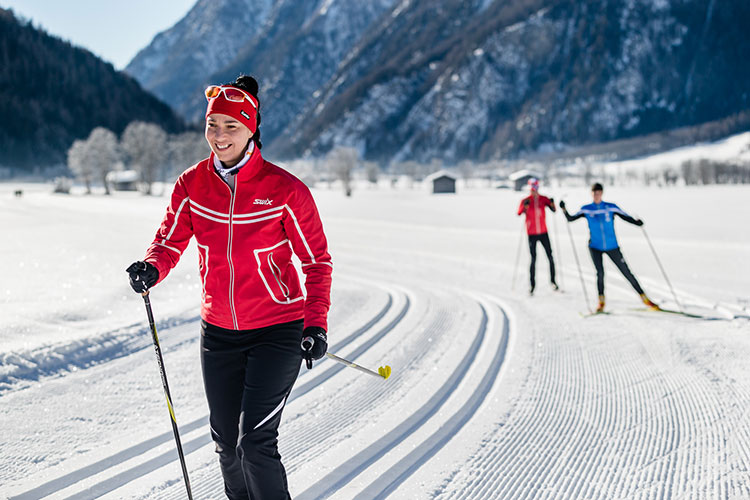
[205,113,253,167]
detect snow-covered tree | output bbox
[167,131,209,179]
[327,146,358,197]
[67,139,92,194]
[120,121,167,195]
[364,161,380,188]
[85,127,120,194]
[458,160,474,187]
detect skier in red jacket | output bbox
[126,75,332,500]
[517,178,558,294]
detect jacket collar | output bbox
[209,143,264,182]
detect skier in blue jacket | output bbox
[560,183,658,313]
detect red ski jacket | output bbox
[143,149,332,331]
[517,194,554,235]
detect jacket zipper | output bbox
[268,253,290,300]
[224,178,239,330]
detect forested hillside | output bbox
[0,9,185,171]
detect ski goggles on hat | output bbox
[204,85,258,109]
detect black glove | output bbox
[549,197,555,204]
[522,199,530,207]
[301,327,327,369]
[126,261,159,293]
[635,219,644,226]
[559,200,566,210]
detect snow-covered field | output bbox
[1,181,749,499]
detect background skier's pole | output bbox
[511,220,525,291]
[564,219,592,314]
[641,226,683,313]
[141,292,194,500]
[552,206,564,289]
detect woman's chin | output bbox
[216,151,240,165]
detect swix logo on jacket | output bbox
[572,202,629,251]
[144,149,333,331]
[517,195,553,235]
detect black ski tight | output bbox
[589,247,644,296]
[528,232,556,288]
[201,319,303,500]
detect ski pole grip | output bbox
[301,337,314,369]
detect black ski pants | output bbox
[528,232,556,288]
[201,319,303,500]
[589,247,644,296]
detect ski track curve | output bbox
[351,294,511,500]
[294,297,491,500]
[87,280,500,500]
[6,282,399,500]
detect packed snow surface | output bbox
[1,181,749,499]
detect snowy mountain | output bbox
[126,0,750,163]
[124,0,274,116]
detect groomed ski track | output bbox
[2,187,750,499]
[4,276,514,500]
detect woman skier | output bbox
[517,178,558,294]
[126,75,332,499]
[560,183,657,313]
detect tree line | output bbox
[65,122,208,195]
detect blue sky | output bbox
[2,0,196,69]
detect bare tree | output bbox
[168,131,210,179]
[121,121,168,195]
[327,146,358,196]
[85,127,120,194]
[458,160,474,187]
[67,139,93,194]
[401,161,421,188]
[364,161,380,188]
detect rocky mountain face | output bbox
[126,0,750,163]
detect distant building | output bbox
[508,169,543,191]
[425,170,457,194]
[106,170,139,191]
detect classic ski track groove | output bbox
[8,285,400,500]
[351,294,511,500]
[294,293,495,500]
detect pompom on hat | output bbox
[528,177,540,191]
[205,85,258,134]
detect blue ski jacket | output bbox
[565,201,639,251]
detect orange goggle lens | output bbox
[204,85,253,104]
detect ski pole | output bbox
[640,226,683,313]
[564,216,593,314]
[326,352,392,379]
[301,338,391,379]
[510,220,525,291]
[552,205,564,289]
[141,292,194,500]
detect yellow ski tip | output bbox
[378,365,392,379]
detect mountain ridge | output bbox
[125,0,750,164]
